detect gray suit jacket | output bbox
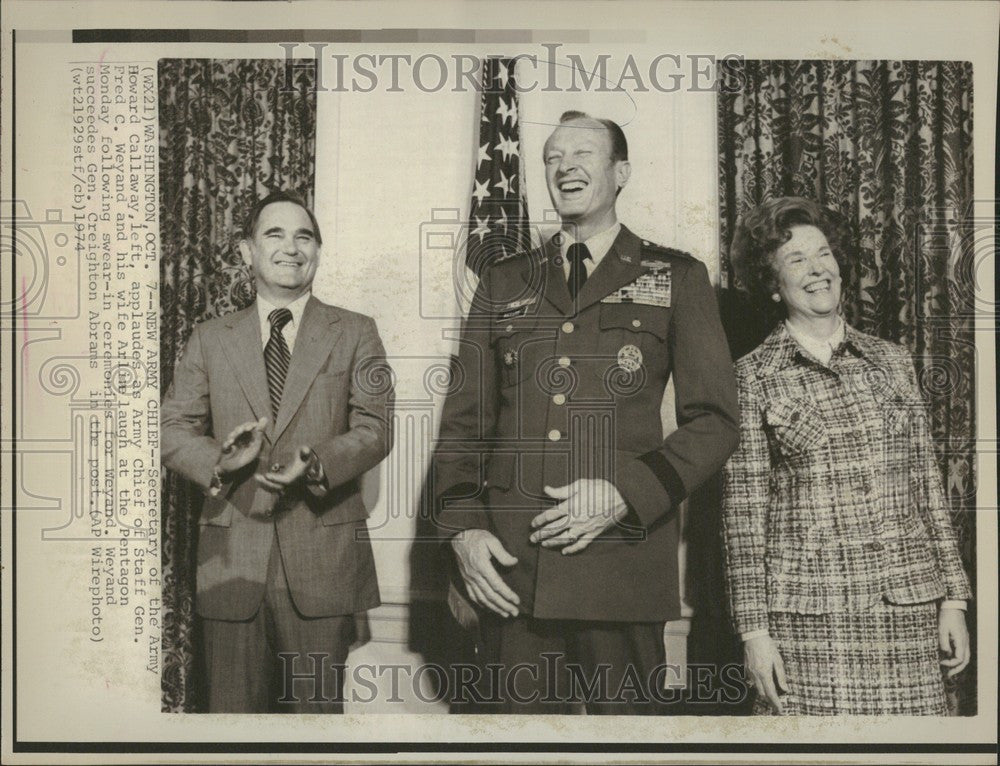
[161,296,394,620]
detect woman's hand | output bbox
[938,607,971,677]
[744,634,788,713]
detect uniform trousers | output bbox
[476,612,670,714]
[202,537,356,713]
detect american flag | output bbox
[464,57,532,275]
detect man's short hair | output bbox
[558,111,629,163]
[243,190,323,246]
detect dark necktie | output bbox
[264,307,293,418]
[567,242,592,300]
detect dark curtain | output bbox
[158,58,318,712]
[717,60,976,713]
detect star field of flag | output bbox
[465,58,531,275]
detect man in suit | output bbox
[161,191,393,713]
[432,112,739,713]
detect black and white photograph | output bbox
[1,1,996,763]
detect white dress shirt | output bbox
[256,291,311,354]
[557,221,622,281]
[784,316,845,367]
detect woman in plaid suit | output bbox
[721,197,972,715]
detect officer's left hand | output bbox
[529,479,629,555]
[255,446,314,493]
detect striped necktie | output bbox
[265,307,293,418]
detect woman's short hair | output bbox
[739,196,854,315]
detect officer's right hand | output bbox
[450,529,520,618]
[216,417,268,475]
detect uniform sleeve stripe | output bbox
[637,451,687,506]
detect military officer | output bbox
[432,111,739,713]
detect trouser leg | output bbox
[201,606,270,713]
[269,541,356,713]
[571,620,669,715]
[476,612,574,714]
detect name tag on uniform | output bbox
[495,297,536,322]
[602,264,671,308]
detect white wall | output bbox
[313,66,478,606]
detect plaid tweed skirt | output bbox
[755,601,947,715]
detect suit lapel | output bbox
[220,305,273,437]
[272,296,342,443]
[573,225,645,314]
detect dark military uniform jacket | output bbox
[433,225,739,622]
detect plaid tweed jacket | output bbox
[721,322,972,636]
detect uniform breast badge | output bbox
[503,348,518,367]
[617,344,643,373]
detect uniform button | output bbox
[553,393,566,405]
[862,482,872,494]
[505,324,513,332]
[561,321,575,334]
[632,319,641,328]
[548,429,562,441]
[558,356,571,367]
[864,541,884,552]
[264,509,273,518]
